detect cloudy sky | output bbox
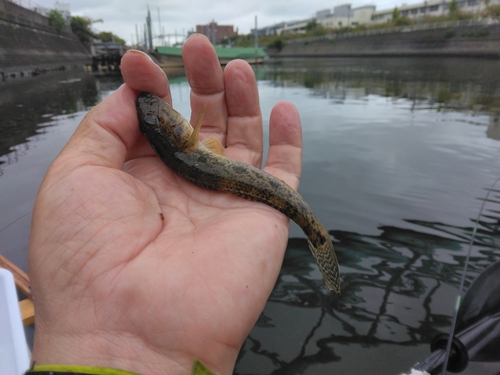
[31,0,406,45]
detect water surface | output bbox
[1,58,500,374]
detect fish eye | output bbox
[144,114,157,126]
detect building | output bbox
[252,18,313,36]
[196,21,234,44]
[254,22,286,36]
[277,18,313,34]
[255,0,498,35]
[371,0,492,24]
[53,1,70,20]
[317,4,376,28]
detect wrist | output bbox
[31,326,232,375]
[26,360,214,375]
[26,364,140,374]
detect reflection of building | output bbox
[196,21,234,44]
[487,116,500,141]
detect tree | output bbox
[304,19,327,36]
[306,19,318,31]
[449,0,459,13]
[47,9,66,31]
[391,6,412,26]
[268,36,285,51]
[482,4,500,18]
[447,0,473,20]
[392,7,400,21]
[70,15,102,43]
[97,31,126,45]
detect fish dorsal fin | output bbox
[187,103,207,150]
[202,137,226,156]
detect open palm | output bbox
[29,35,302,375]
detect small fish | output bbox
[136,92,340,293]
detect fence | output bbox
[7,0,46,14]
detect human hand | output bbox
[28,34,302,375]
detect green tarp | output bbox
[155,46,267,59]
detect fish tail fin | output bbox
[308,240,340,294]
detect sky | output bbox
[31,0,407,45]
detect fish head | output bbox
[137,92,193,149]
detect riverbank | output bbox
[0,0,90,80]
[266,20,500,58]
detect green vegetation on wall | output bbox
[97,31,126,45]
[69,16,125,46]
[70,15,99,43]
[47,9,66,30]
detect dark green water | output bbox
[1,58,500,374]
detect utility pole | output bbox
[135,24,139,47]
[146,6,153,51]
[157,7,163,46]
[211,20,216,44]
[254,15,258,64]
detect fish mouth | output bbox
[137,92,159,134]
[138,91,154,100]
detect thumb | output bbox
[56,84,141,171]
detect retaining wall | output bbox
[0,0,90,78]
[267,22,500,58]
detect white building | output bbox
[277,18,313,34]
[317,4,376,28]
[371,0,492,24]
[255,0,498,35]
[253,19,313,36]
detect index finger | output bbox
[121,50,172,105]
[182,34,227,145]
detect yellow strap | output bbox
[191,359,215,375]
[26,359,215,375]
[26,364,140,374]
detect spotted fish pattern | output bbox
[136,92,340,293]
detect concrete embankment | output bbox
[0,0,90,79]
[267,22,500,58]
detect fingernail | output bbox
[125,49,153,61]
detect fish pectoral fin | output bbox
[202,137,226,156]
[187,103,207,149]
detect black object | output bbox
[411,259,500,374]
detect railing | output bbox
[7,0,47,15]
[286,18,494,44]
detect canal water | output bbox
[1,57,500,374]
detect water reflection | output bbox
[0,70,122,271]
[0,69,121,169]
[235,58,500,375]
[0,71,97,161]
[236,190,500,374]
[260,57,500,141]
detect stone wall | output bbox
[267,23,500,58]
[0,0,90,78]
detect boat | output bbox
[0,255,33,374]
[404,257,500,374]
[153,45,267,68]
